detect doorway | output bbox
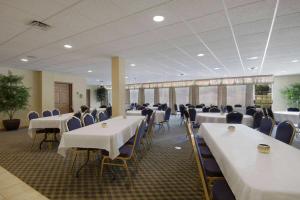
[55,82,72,114]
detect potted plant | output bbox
[0,71,30,131]
[96,86,107,106]
[282,83,300,109]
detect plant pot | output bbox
[2,119,20,131]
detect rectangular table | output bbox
[28,113,74,138]
[274,111,300,125]
[58,116,145,159]
[199,123,300,200]
[196,113,253,127]
[126,110,165,123]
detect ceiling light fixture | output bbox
[130,64,136,67]
[247,56,258,60]
[88,70,92,73]
[197,53,205,57]
[291,59,299,63]
[153,16,165,22]
[214,67,220,70]
[64,44,72,49]
[20,58,28,62]
[96,79,100,82]
[125,76,128,79]
[248,66,258,71]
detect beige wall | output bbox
[87,85,99,109]
[41,71,86,112]
[272,74,300,111]
[0,67,42,129]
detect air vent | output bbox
[28,20,51,31]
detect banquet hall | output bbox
[0,0,300,200]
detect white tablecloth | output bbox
[147,106,158,110]
[274,111,300,125]
[196,113,253,127]
[199,123,300,200]
[58,116,145,159]
[90,108,106,112]
[28,113,73,138]
[126,110,165,123]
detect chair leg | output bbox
[100,157,106,178]
[167,121,170,130]
[71,152,78,172]
[124,160,132,186]
[31,134,37,150]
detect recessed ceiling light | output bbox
[248,66,258,71]
[130,64,136,67]
[96,79,100,82]
[178,73,185,76]
[214,67,220,70]
[197,53,205,57]
[88,70,92,73]
[291,59,299,63]
[125,76,128,79]
[153,16,165,22]
[247,56,258,60]
[64,44,72,49]
[20,58,28,62]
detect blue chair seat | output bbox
[102,145,133,158]
[196,137,206,146]
[212,180,235,200]
[204,158,223,177]
[125,136,135,145]
[199,145,213,158]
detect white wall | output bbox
[272,74,300,111]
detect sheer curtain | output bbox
[199,86,218,106]
[175,87,189,105]
[144,89,154,105]
[130,89,138,103]
[159,88,169,104]
[107,89,112,105]
[227,85,246,106]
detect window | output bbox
[175,87,189,105]
[199,86,218,106]
[130,89,138,103]
[159,88,169,104]
[107,89,112,106]
[227,85,246,106]
[144,89,154,105]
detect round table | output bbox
[196,113,253,127]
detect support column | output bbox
[217,85,227,106]
[111,56,125,117]
[169,87,176,114]
[245,84,254,106]
[154,88,159,104]
[138,88,145,105]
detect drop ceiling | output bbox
[0,0,299,85]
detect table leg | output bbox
[76,150,90,177]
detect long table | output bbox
[199,123,300,200]
[274,111,300,125]
[196,113,253,127]
[126,110,165,123]
[58,116,145,159]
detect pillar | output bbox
[217,85,227,106]
[154,88,160,104]
[111,56,125,117]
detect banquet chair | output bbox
[100,105,107,108]
[80,105,89,113]
[189,108,200,129]
[234,104,242,108]
[73,112,81,119]
[262,107,268,117]
[100,120,145,185]
[258,117,274,136]
[91,109,97,122]
[266,107,275,120]
[253,111,263,129]
[246,108,256,116]
[42,110,52,117]
[226,112,243,124]
[144,112,155,147]
[106,107,112,118]
[52,109,60,116]
[275,121,296,145]
[157,107,171,132]
[82,113,94,126]
[209,107,220,113]
[28,111,46,149]
[287,107,299,112]
[179,104,186,125]
[246,106,255,110]
[226,105,233,113]
[98,112,107,122]
[202,106,210,113]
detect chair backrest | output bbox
[226,105,233,113]
[28,111,39,120]
[52,109,60,116]
[80,105,89,113]
[226,112,243,124]
[164,107,171,121]
[100,105,107,108]
[188,108,196,122]
[82,113,94,126]
[209,107,220,113]
[275,121,296,144]
[202,106,210,113]
[141,109,148,116]
[98,112,107,122]
[179,104,186,117]
[259,117,274,136]
[106,107,112,118]
[146,109,153,124]
[42,110,52,117]
[133,120,146,150]
[234,104,242,107]
[246,108,256,116]
[267,107,274,120]
[262,107,268,117]
[66,116,82,131]
[73,112,81,119]
[174,104,178,111]
[183,110,190,120]
[184,121,210,200]
[246,106,255,110]
[253,111,263,129]
[287,107,299,112]
[91,109,97,121]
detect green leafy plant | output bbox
[0,71,30,120]
[255,84,271,95]
[282,83,300,108]
[96,86,107,105]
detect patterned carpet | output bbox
[0,117,204,200]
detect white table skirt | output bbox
[274,111,300,125]
[147,106,158,110]
[196,113,253,127]
[126,110,165,123]
[28,113,74,138]
[58,116,145,159]
[199,123,300,200]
